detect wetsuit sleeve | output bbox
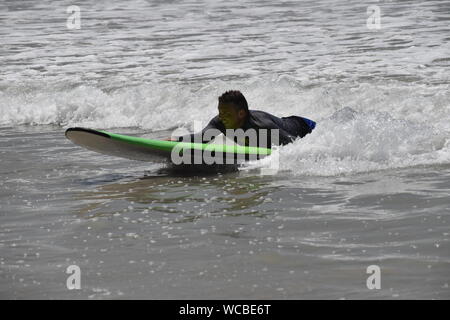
[276,128,297,145]
[176,115,225,143]
[257,115,297,146]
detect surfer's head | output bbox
[218,90,248,129]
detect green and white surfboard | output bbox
[65,127,272,165]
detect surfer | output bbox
[173,90,316,147]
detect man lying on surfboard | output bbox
[173,90,316,148]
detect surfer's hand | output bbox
[164,137,178,141]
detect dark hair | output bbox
[218,90,249,113]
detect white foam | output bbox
[2,77,449,176]
[243,105,450,176]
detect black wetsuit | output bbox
[177,110,316,147]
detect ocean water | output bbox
[0,0,449,299]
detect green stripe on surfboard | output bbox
[100,130,272,155]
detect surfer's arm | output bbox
[259,128,296,146]
[260,120,297,146]
[277,128,297,145]
[176,116,224,143]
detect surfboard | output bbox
[65,127,272,165]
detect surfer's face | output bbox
[218,103,246,129]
